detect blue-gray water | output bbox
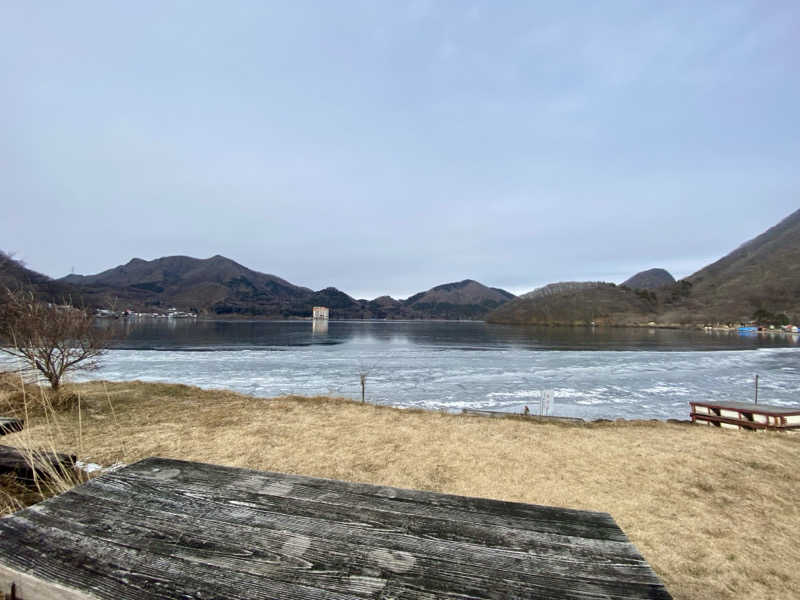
[77,319,800,421]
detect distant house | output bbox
[312,306,329,320]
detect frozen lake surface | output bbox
[75,319,800,421]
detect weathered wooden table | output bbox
[0,457,672,599]
[690,400,800,430]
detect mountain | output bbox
[520,281,608,299]
[622,268,675,290]
[488,208,800,326]
[62,254,309,297]
[57,255,514,320]
[487,282,656,326]
[677,209,800,323]
[403,279,515,319]
[0,251,75,301]
[365,295,406,319]
[61,255,320,317]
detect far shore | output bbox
[102,313,800,332]
[1,377,798,600]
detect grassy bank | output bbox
[1,376,799,600]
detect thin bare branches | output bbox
[0,289,109,390]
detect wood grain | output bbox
[0,457,672,599]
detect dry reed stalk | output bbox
[0,375,96,516]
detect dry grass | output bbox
[0,373,90,515]
[1,376,799,600]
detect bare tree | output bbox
[0,289,109,391]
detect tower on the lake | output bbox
[312,306,329,320]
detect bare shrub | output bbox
[0,288,109,392]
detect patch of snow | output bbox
[75,461,127,475]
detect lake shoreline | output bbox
[110,313,779,331]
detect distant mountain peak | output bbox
[622,268,675,290]
[489,208,800,326]
[48,255,515,320]
[401,278,515,319]
[522,281,609,299]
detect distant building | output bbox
[312,306,329,320]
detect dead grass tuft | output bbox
[1,379,799,599]
[0,373,99,515]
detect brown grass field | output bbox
[1,376,799,600]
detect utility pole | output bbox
[754,374,759,405]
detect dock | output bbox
[690,400,800,431]
[0,457,672,599]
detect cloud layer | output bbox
[2,2,798,298]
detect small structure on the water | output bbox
[312,306,329,320]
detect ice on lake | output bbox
[61,319,800,421]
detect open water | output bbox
[76,319,800,421]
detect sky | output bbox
[2,1,799,300]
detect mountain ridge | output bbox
[53,255,515,320]
[488,208,800,326]
[622,269,675,290]
[0,251,76,302]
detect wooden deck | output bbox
[0,457,672,599]
[690,400,800,431]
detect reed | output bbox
[0,373,101,514]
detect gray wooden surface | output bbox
[0,445,75,482]
[0,418,23,436]
[0,457,672,599]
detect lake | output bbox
[85,319,800,421]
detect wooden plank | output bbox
[0,418,23,436]
[0,457,672,599]
[0,517,361,600]
[0,509,668,600]
[0,565,92,600]
[691,413,800,431]
[115,458,628,542]
[0,445,76,482]
[63,480,657,581]
[70,474,642,564]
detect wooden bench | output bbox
[690,401,800,431]
[0,457,671,599]
[0,418,23,436]
[0,445,76,483]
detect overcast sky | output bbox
[2,2,798,300]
